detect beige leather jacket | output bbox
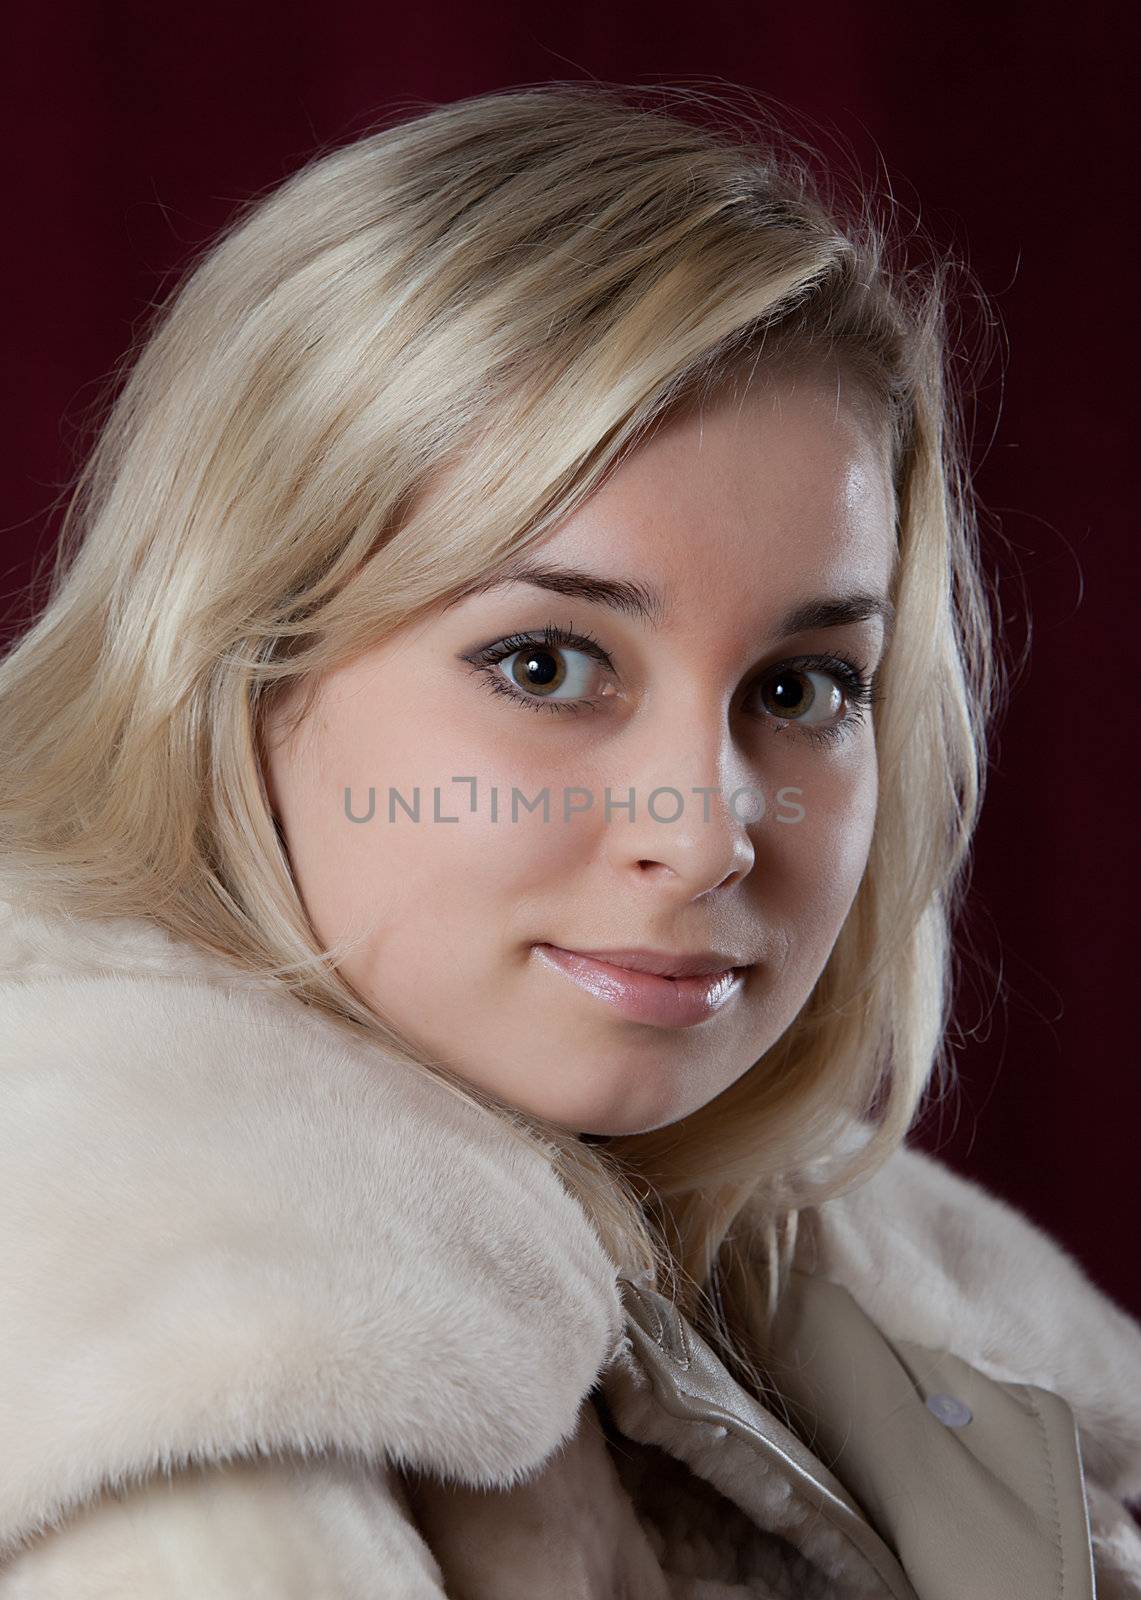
[1,892,1139,1597]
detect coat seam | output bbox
[1021,1384,1064,1600]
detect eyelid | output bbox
[461,623,881,702]
[461,621,880,749]
[464,608,883,671]
[463,621,615,671]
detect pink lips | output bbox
[532,944,747,1028]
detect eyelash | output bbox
[464,621,881,748]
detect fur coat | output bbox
[1,890,1140,1598]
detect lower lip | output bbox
[532,944,748,1028]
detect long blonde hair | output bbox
[0,82,1002,1395]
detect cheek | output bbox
[271,691,576,960]
[768,745,878,955]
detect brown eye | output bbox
[464,623,619,718]
[508,646,567,696]
[496,642,607,704]
[759,668,845,725]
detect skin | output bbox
[263,368,897,1137]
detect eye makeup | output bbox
[460,619,882,748]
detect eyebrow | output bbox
[448,560,895,643]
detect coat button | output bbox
[926,1392,972,1427]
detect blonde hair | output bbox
[0,82,1002,1396]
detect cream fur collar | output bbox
[1,893,1139,1557]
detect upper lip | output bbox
[544,945,751,979]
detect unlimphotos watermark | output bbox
[342,779,806,826]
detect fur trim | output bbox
[0,895,625,1555]
[2,890,1140,1569]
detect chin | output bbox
[494,1057,714,1140]
[567,1100,696,1140]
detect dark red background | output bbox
[3,6,1138,1317]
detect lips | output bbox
[553,946,746,979]
[532,943,749,1028]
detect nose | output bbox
[597,697,758,899]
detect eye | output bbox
[499,642,597,701]
[749,655,879,748]
[462,627,880,741]
[464,622,617,716]
[759,667,843,724]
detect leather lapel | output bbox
[769,1270,1096,1600]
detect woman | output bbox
[1,82,1139,1597]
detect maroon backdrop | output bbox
[4,5,1138,1317]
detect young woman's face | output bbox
[265,370,897,1136]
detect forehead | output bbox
[622,363,890,504]
[437,370,898,661]
[534,370,897,615]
